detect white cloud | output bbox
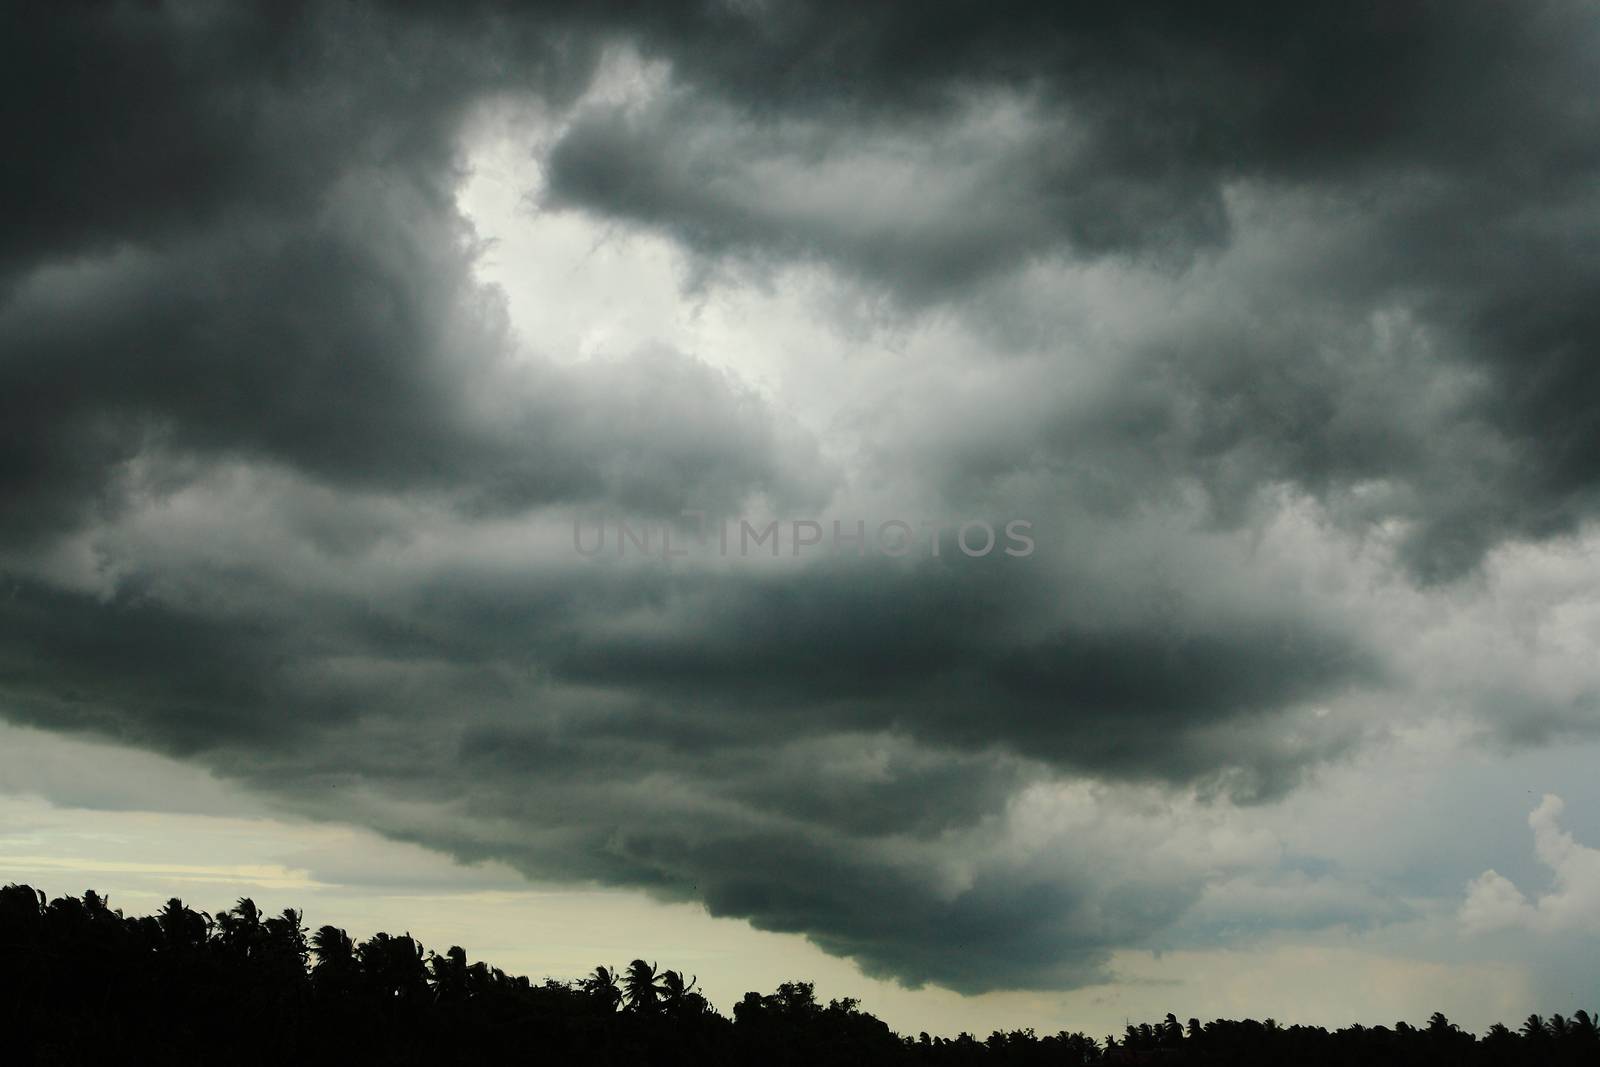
[1461,794,1600,935]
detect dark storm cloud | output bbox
[0,2,571,282]
[588,824,1194,994]
[0,548,1367,793]
[542,93,1231,298]
[4,0,1599,993]
[0,1,822,544]
[540,555,1371,793]
[540,0,1600,581]
[0,536,1369,989]
[544,0,1595,288]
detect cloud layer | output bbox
[5,1,1600,992]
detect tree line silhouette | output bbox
[3,884,1596,1065]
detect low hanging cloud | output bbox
[4,0,1600,994]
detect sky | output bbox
[3,0,1600,1038]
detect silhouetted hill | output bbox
[3,884,1595,1065]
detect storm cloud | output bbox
[4,0,1600,993]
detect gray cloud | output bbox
[542,91,1231,299]
[538,0,1600,582]
[0,1,823,546]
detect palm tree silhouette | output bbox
[356,931,428,1004]
[156,898,209,949]
[659,968,703,1016]
[581,964,623,1012]
[215,897,266,959]
[623,958,666,1013]
[310,924,357,997]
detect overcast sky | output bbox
[4,0,1600,1036]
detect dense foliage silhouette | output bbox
[3,884,1596,1065]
